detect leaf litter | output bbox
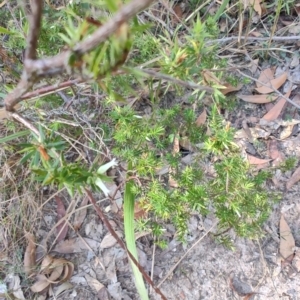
[267,140,284,166]
[24,232,36,276]
[7,275,26,300]
[30,255,74,294]
[195,109,207,126]
[55,196,69,242]
[256,67,275,87]
[53,237,101,253]
[73,196,89,231]
[237,94,278,104]
[262,90,291,121]
[100,231,123,249]
[247,154,271,165]
[255,72,288,94]
[279,215,295,261]
[84,273,105,293]
[286,165,300,190]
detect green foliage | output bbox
[204,105,237,155]
[211,155,271,238]
[131,31,159,64]
[280,157,298,172]
[16,126,116,197]
[159,16,220,82]
[111,102,274,241]
[3,0,277,248]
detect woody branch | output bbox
[4,0,155,112]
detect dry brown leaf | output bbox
[62,262,74,282]
[289,25,300,34]
[100,232,122,249]
[264,102,274,112]
[221,83,242,95]
[73,196,89,231]
[41,255,55,274]
[134,202,148,220]
[135,230,151,240]
[85,274,104,292]
[237,94,277,104]
[279,124,294,140]
[250,58,259,74]
[247,154,271,165]
[249,0,262,16]
[30,256,74,294]
[262,90,291,121]
[41,256,74,283]
[53,282,73,297]
[10,275,25,300]
[281,253,295,269]
[249,31,262,37]
[53,237,101,253]
[286,165,300,190]
[97,285,111,300]
[234,129,249,139]
[262,98,286,121]
[55,196,68,242]
[255,72,288,94]
[173,4,183,20]
[196,109,207,126]
[169,172,178,187]
[179,136,193,151]
[280,215,295,259]
[48,265,64,283]
[202,70,223,86]
[0,108,10,120]
[268,140,284,166]
[24,232,36,276]
[249,126,270,139]
[30,274,50,293]
[268,140,279,160]
[51,258,74,282]
[256,67,274,87]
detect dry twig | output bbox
[207,35,300,45]
[4,0,155,112]
[24,0,43,60]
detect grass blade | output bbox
[124,179,149,300]
[213,0,230,21]
[0,130,30,144]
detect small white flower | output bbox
[97,158,118,174]
[95,178,110,196]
